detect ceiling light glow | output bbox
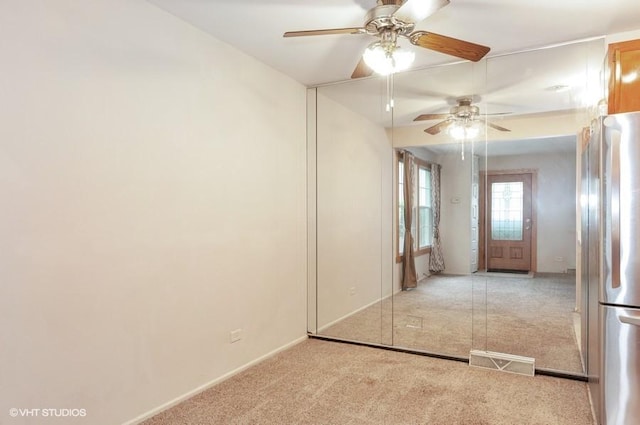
[449,122,480,140]
[363,42,415,76]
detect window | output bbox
[418,165,432,249]
[398,156,432,260]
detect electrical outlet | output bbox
[349,287,356,296]
[230,329,242,343]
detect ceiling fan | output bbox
[283,0,491,79]
[414,97,511,136]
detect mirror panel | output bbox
[479,39,605,374]
[386,39,604,373]
[314,77,394,345]
[390,61,489,359]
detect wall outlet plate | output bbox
[230,329,242,343]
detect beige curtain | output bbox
[429,163,445,273]
[402,151,417,290]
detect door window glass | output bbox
[491,182,524,240]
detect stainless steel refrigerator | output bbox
[585,111,640,425]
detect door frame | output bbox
[479,168,538,272]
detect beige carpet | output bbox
[321,273,583,374]
[142,338,594,425]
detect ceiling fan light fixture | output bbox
[363,41,415,76]
[449,121,480,140]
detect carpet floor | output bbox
[321,273,583,374]
[142,338,594,425]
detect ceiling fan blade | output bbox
[424,120,451,135]
[487,122,511,132]
[414,113,450,121]
[479,119,511,132]
[351,56,374,79]
[409,31,490,62]
[394,0,450,23]
[484,111,512,116]
[284,27,366,37]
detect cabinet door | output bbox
[608,39,640,114]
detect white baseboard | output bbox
[317,297,386,333]
[122,335,308,425]
[315,284,417,333]
[317,290,400,333]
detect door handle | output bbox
[604,116,621,289]
[524,218,532,230]
[619,314,640,327]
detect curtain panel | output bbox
[401,151,418,289]
[429,163,445,273]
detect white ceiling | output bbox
[145,0,639,156]
[146,0,640,87]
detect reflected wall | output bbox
[310,77,394,345]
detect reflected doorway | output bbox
[480,171,537,273]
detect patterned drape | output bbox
[402,151,417,290]
[429,163,445,273]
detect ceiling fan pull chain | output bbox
[385,73,395,112]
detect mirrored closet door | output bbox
[309,77,395,346]
[308,37,606,377]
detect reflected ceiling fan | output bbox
[283,0,491,79]
[414,97,511,137]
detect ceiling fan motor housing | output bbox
[451,105,480,118]
[364,4,415,36]
[451,98,480,118]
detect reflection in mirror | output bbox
[389,140,488,359]
[313,77,394,346]
[479,38,604,374]
[391,38,604,374]
[479,139,582,373]
[390,59,488,359]
[310,36,605,376]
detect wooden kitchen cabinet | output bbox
[608,39,640,114]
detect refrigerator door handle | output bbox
[619,314,640,327]
[612,129,621,289]
[605,116,622,289]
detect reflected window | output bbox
[491,182,523,240]
[398,157,432,259]
[418,165,432,249]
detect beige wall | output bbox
[437,148,475,275]
[0,1,307,424]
